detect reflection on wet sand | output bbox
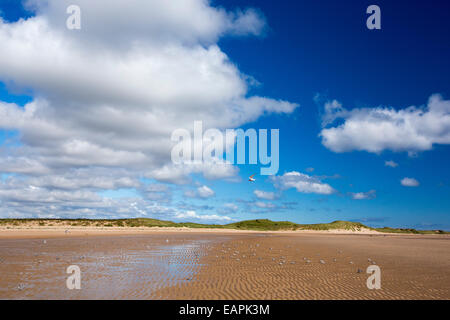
[0,234,220,299]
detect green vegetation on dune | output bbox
[0,218,448,234]
[0,218,223,229]
[225,219,299,231]
[373,226,448,235]
[223,219,368,232]
[297,220,367,231]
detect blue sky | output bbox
[0,0,449,230]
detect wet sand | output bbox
[0,231,449,299]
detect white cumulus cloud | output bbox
[270,171,335,195]
[253,189,277,200]
[320,94,450,154]
[385,160,398,168]
[184,185,215,199]
[401,177,419,187]
[174,210,232,222]
[349,190,376,200]
[254,201,276,209]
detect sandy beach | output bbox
[0,228,449,299]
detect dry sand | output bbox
[0,228,449,299]
[0,225,384,238]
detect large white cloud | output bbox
[0,0,298,219]
[25,0,266,46]
[320,94,450,154]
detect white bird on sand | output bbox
[248,174,256,182]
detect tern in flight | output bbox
[248,174,256,182]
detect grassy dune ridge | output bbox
[0,218,448,234]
